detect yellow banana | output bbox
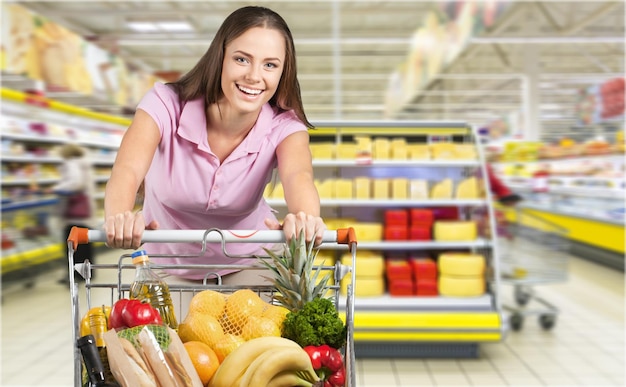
[267,370,314,387]
[239,346,320,387]
[208,337,301,387]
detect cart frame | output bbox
[67,227,357,387]
[497,207,570,331]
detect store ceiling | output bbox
[10,1,626,132]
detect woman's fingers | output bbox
[281,212,326,245]
[104,211,145,249]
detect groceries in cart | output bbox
[75,229,352,387]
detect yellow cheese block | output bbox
[316,179,334,199]
[373,179,389,199]
[391,178,408,199]
[407,144,430,160]
[341,252,384,277]
[430,178,452,199]
[390,138,408,160]
[438,275,485,297]
[354,177,371,199]
[341,276,385,297]
[433,221,477,241]
[263,182,274,198]
[354,222,383,241]
[336,143,357,159]
[438,253,485,276]
[334,179,353,199]
[324,218,357,230]
[455,177,479,199]
[355,136,372,155]
[430,142,456,159]
[373,138,391,159]
[310,143,335,159]
[454,144,477,159]
[409,179,429,199]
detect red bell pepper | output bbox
[109,298,162,330]
[303,345,345,387]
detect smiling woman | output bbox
[103,6,325,283]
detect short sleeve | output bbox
[136,83,181,136]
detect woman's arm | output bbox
[104,109,160,248]
[272,131,326,245]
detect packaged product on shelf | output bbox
[433,221,477,241]
[391,178,409,199]
[430,178,452,199]
[353,177,371,199]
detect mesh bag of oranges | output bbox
[178,289,289,362]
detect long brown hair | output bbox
[169,6,313,128]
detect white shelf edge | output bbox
[339,294,494,312]
[2,177,60,185]
[266,198,487,207]
[313,159,480,167]
[2,155,63,163]
[494,154,624,166]
[320,239,492,250]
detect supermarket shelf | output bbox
[519,202,625,226]
[321,239,492,250]
[266,198,488,207]
[347,294,494,312]
[1,197,59,212]
[495,154,624,166]
[1,242,64,275]
[1,132,70,144]
[507,182,625,199]
[2,155,63,163]
[2,178,60,185]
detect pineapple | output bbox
[259,230,332,313]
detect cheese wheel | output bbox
[341,253,384,277]
[455,177,479,199]
[408,144,430,160]
[430,178,452,199]
[354,223,383,241]
[433,221,477,241]
[341,277,385,297]
[438,275,485,297]
[438,253,485,276]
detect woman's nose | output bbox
[245,65,261,82]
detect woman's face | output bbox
[221,27,285,115]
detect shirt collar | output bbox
[176,100,273,155]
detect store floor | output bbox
[1,248,624,387]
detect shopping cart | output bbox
[497,207,569,331]
[67,227,357,387]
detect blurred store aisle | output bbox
[1,248,624,387]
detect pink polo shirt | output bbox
[136,83,307,280]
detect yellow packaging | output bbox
[438,275,485,297]
[336,143,357,159]
[430,178,452,199]
[433,221,477,241]
[372,179,389,199]
[316,179,334,199]
[390,138,408,160]
[373,138,390,159]
[430,142,456,159]
[409,179,429,199]
[391,178,408,199]
[354,177,371,199]
[407,144,430,160]
[438,253,485,276]
[455,177,479,199]
[334,179,353,199]
[353,222,383,241]
[341,276,385,297]
[310,143,335,159]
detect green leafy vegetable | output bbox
[282,297,346,349]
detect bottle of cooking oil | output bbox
[128,250,178,330]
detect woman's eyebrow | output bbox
[233,49,282,63]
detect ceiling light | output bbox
[157,21,194,32]
[126,21,159,32]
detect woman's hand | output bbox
[265,211,326,246]
[104,211,159,249]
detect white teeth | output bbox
[238,85,262,95]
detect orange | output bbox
[183,341,219,385]
[187,290,226,319]
[241,316,281,341]
[178,313,225,348]
[212,334,246,362]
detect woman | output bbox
[104,6,325,281]
[48,143,96,283]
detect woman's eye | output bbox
[265,63,278,69]
[235,57,248,64]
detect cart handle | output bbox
[68,226,357,250]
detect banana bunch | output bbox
[209,336,320,387]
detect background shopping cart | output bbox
[496,207,570,331]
